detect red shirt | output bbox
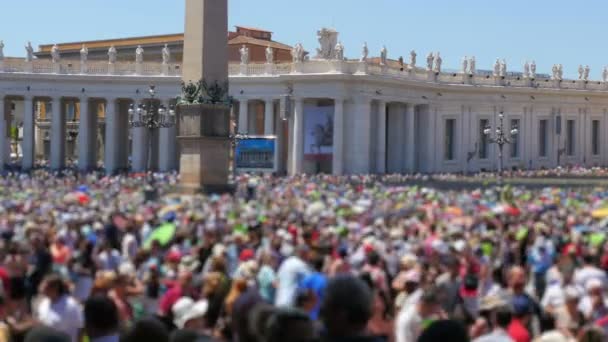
[508,318,531,342]
[0,267,9,296]
[159,284,183,316]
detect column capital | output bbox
[263,97,276,104]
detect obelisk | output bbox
[177,0,232,193]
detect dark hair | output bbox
[43,274,69,296]
[122,318,169,342]
[84,295,119,335]
[420,286,440,305]
[494,306,512,328]
[366,251,380,266]
[417,320,469,342]
[539,313,556,333]
[312,255,325,272]
[266,308,312,342]
[322,275,373,328]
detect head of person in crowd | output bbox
[40,273,69,302]
[24,326,71,342]
[172,297,209,331]
[320,275,373,339]
[577,326,605,342]
[508,266,527,295]
[418,286,442,319]
[265,308,315,342]
[417,320,469,342]
[83,294,120,341]
[122,317,170,342]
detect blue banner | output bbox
[235,137,277,172]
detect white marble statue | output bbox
[523,61,530,78]
[108,45,117,64]
[426,52,434,71]
[499,59,507,77]
[162,44,171,64]
[380,46,388,66]
[361,42,369,62]
[135,45,144,63]
[80,44,88,63]
[409,50,417,69]
[239,45,250,65]
[578,65,584,80]
[461,56,468,74]
[530,60,537,78]
[493,58,500,77]
[51,44,60,63]
[551,64,559,80]
[559,64,564,80]
[433,52,442,73]
[265,46,274,64]
[25,42,34,62]
[0,40,4,60]
[603,67,608,83]
[334,41,344,60]
[584,65,590,81]
[469,56,476,75]
[316,28,338,59]
[292,43,305,63]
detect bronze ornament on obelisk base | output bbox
[176,0,234,194]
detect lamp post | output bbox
[128,85,175,200]
[483,111,518,179]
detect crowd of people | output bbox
[2,170,608,341]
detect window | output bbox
[539,119,548,157]
[566,120,575,156]
[593,120,600,156]
[510,119,520,158]
[444,119,455,160]
[479,119,489,159]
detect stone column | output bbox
[352,98,372,174]
[264,99,274,135]
[332,98,344,175]
[22,96,35,170]
[238,99,249,133]
[104,98,118,174]
[405,103,416,173]
[77,96,97,171]
[376,100,387,174]
[159,99,177,172]
[0,96,6,169]
[131,103,149,172]
[290,98,304,175]
[50,97,65,170]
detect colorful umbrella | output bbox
[144,222,176,248]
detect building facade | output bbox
[2,29,608,175]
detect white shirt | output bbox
[36,295,83,342]
[574,266,607,289]
[395,305,422,342]
[274,256,310,307]
[121,233,138,260]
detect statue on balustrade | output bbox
[523,61,530,78]
[426,52,433,71]
[334,41,344,60]
[461,56,468,74]
[530,61,536,78]
[135,45,144,63]
[360,42,369,62]
[578,65,584,80]
[603,66,608,83]
[162,44,171,64]
[469,56,476,75]
[433,52,442,73]
[239,45,250,65]
[315,28,338,59]
[493,59,500,77]
[380,46,388,66]
[584,65,590,81]
[0,40,4,60]
[265,46,274,64]
[108,45,117,64]
[292,43,305,63]
[499,59,507,77]
[558,64,564,80]
[552,64,559,80]
[80,44,88,64]
[51,44,60,63]
[25,42,34,62]
[409,50,416,69]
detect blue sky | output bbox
[1,0,605,79]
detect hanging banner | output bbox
[304,105,334,161]
[235,136,277,173]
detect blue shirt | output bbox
[299,272,328,320]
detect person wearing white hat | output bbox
[172,297,209,330]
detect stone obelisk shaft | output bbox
[182,0,228,85]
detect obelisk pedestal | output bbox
[177,0,232,194]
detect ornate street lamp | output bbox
[483,111,518,176]
[128,85,175,200]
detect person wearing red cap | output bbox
[239,249,255,262]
